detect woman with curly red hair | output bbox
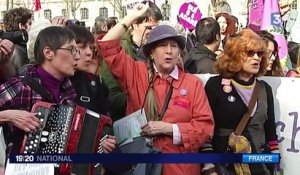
[215,13,236,50]
[205,28,279,175]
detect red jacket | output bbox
[98,39,214,175]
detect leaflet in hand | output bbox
[113,109,147,145]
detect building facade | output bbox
[0,0,248,30]
[0,0,122,28]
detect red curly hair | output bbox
[215,13,235,36]
[215,28,268,78]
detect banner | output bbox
[125,0,140,10]
[178,1,202,30]
[197,74,300,175]
[125,0,162,11]
[260,0,292,72]
[9,153,279,164]
[248,0,264,31]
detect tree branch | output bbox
[75,0,82,10]
[108,0,122,13]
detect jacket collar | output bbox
[195,43,217,59]
[153,65,185,89]
[172,66,185,89]
[153,64,179,80]
[21,64,77,103]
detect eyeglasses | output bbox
[267,49,277,57]
[247,50,265,57]
[145,26,153,30]
[145,23,158,30]
[57,46,80,57]
[269,54,276,61]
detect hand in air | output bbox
[0,39,14,63]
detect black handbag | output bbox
[207,148,236,175]
[104,113,163,175]
[215,164,236,175]
[103,137,161,175]
[201,162,236,175]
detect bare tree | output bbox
[63,0,83,19]
[6,0,34,11]
[6,0,9,10]
[20,0,34,10]
[10,0,14,10]
[108,0,123,17]
[211,0,217,7]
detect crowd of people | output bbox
[0,1,299,175]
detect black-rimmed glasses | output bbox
[57,46,80,57]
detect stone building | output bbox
[0,0,249,30]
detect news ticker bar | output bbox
[10,153,280,164]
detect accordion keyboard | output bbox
[39,105,74,153]
[23,104,74,153]
[23,105,51,154]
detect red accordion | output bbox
[20,101,112,175]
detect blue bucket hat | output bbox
[142,25,186,57]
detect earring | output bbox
[150,55,154,60]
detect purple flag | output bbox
[260,0,292,70]
[248,0,264,31]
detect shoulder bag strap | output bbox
[141,77,174,121]
[157,79,174,121]
[234,81,261,135]
[21,76,52,102]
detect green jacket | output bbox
[101,31,134,121]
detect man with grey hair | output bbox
[93,16,107,35]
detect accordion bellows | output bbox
[20,101,112,175]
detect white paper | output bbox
[5,159,54,175]
[0,127,6,168]
[113,109,147,145]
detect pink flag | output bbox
[260,0,292,71]
[248,0,264,31]
[35,0,41,12]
